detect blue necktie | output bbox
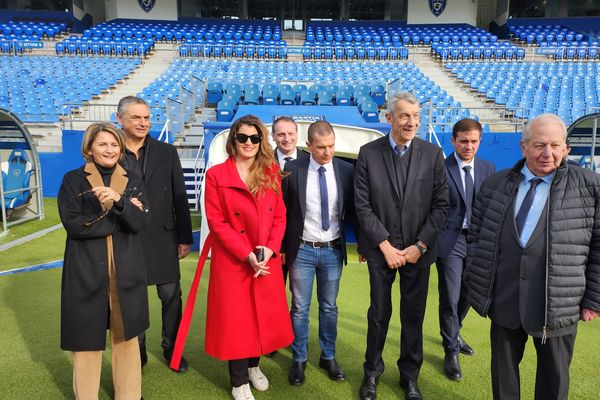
[318,166,330,231]
[515,178,543,237]
[463,165,474,225]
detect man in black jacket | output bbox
[118,96,193,373]
[467,114,600,400]
[355,91,449,400]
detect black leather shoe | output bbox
[359,375,378,400]
[444,354,462,381]
[400,379,423,400]
[140,349,148,368]
[458,335,475,356]
[163,349,188,373]
[288,361,307,385]
[318,358,345,381]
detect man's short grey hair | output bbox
[522,114,567,143]
[117,96,149,117]
[387,91,420,114]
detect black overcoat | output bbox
[58,162,150,351]
[127,137,193,284]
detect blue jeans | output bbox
[289,243,343,362]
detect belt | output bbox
[300,239,341,248]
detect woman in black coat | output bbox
[57,122,149,400]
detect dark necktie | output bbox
[463,165,474,225]
[318,166,330,231]
[515,178,543,237]
[284,156,293,162]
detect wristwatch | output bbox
[414,241,428,255]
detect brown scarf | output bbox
[83,161,129,340]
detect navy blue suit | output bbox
[436,152,495,355]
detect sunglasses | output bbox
[235,133,262,144]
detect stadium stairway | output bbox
[64,43,176,131]
[413,46,522,131]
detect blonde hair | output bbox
[81,122,126,162]
[226,115,280,196]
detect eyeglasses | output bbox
[70,186,146,226]
[235,133,262,144]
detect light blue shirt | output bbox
[514,164,555,247]
[388,134,411,156]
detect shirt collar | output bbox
[454,152,475,170]
[277,147,297,160]
[388,133,411,155]
[310,156,332,172]
[521,163,555,185]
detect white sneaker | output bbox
[231,383,255,400]
[248,366,269,391]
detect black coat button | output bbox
[240,230,245,234]
[234,211,240,217]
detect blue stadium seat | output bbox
[1,149,32,213]
[217,100,235,121]
[280,89,295,105]
[362,101,379,122]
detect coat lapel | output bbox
[447,153,467,204]
[110,163,129,195]
[474,157,485,192]
[381,137,401,201]
[83,162,129,210]
[219,157,253,191]
[84,162,104,189]
[298,157,309,219]
[143,136,161,181]
[402,138,423,208]
[333,158,344,216]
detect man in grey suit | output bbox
[282,121,356,386]
[355,92,449,400]
[467,114,600,399]
[436,118,495,381]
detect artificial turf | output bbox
[1,244,599,399]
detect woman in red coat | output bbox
[205,115,293,399]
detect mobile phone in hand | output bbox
[253,247,265,262]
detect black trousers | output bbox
[490,322,576,400]
[139,281,183,354]
[229,357,260,387]
[436,232,470,355]
[363,254,431,381]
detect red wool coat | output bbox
[203,157,293,360]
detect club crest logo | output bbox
[138,0,156,13]
[429,0,447,17]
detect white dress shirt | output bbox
[277,147,298,169]
[454,152,475,229]
[302,157,340,242]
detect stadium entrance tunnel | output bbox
[0,108,44,235]
[198,119,385,249]
[567,112,600,172]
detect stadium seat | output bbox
[1,149,32,214]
